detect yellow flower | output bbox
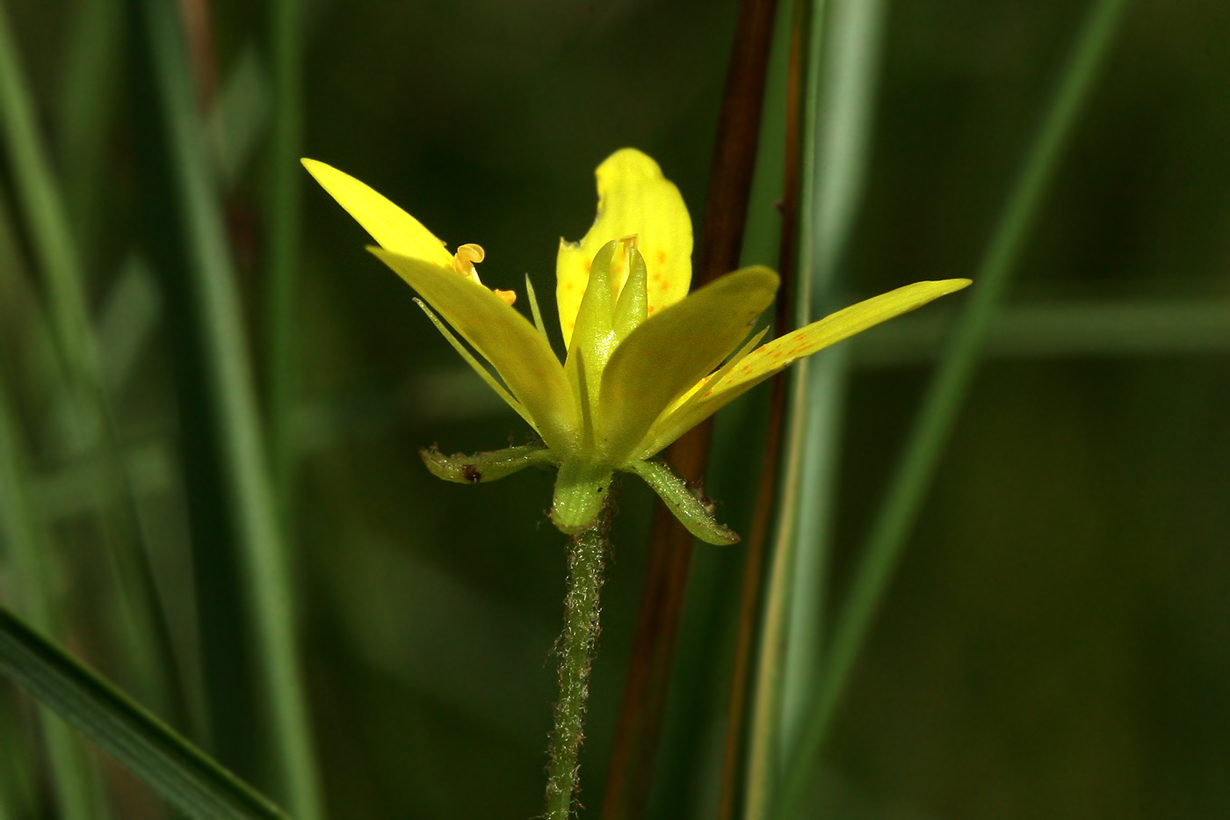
[303,149,969,542]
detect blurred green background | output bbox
[1,0,1228,817]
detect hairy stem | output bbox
[545,505,612,818]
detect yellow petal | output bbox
[597,266,779,464]
[302,159,453,267]
[661,326,770,418]
[412,298,537,432]
[369,248,578,452]
[556,149,693,348]
[640,279,972,458]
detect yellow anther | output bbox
[452,242,486,277]
[451,242,514,305]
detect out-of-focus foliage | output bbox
[0,0,1227,817]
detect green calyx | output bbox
[623,459,739,545]
[420,443,557,484]
[421,442,737,545]
[550,458,615,536]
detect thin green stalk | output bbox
[779,0,889,707]
[545,506,612,819]
[130,0,322,816]
[0,0,177,730]
[0,183,61,418]
[0,339,102,820]
[778,0,1132,813]
[265,0,302,520]
[0,182,59,819]
[745,0,888,814]
[716,2,802,814]
[775,349,847,737]
[737,0,825,811]
[56,0,123,259]
[0,605,288,819]
[0,0,97,387]
[0,686,37,817]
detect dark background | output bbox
[1,0,1228,817]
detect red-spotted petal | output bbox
[556,149,692,348]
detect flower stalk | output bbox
[545,502,613,819]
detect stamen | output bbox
[452,242,486,278]
[451,242,516,305]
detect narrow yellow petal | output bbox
[556,149,693,348]
[661,326,770,419]
[598,266,779,464]
[370,248,578,452]
[412,298,536,432]
[640,279,971,458]
[302,159,454,267]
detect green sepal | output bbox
[550,457,615,535]
[612,244,648,341]
[623,459,739,545]
[564,241,619,406]
[420,443,556,484]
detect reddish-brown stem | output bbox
[717,1,806,815]
[600,1,781,817]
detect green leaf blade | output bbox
[0,606,288,820]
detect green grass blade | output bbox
[0,179,60,416]
[778,0,1133,813]
[714,2,803,815]
[0,1,96,380]
[744,0,887,815]
[0,606,288,819]
[129,0,322,815]
[55,0,123,259]
[0,0,179,722]
[0,333,102,819]
[0,687,38,818]
[741,0,826,814]
[264,0,303,519]
[780,0,888,753]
